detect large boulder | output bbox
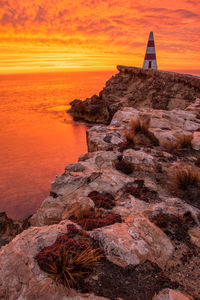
[90,215,174,269]
[0,220,108,300]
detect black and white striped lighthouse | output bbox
[143,32,157,70]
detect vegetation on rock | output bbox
[123,180,159,203]
[114,158,134,175]
[88,191,115,209]
[172,165,200,192]
[71,212,122,231]
[67,200,122,231]
[119,129,138,152]
[35,224,102,288]
[170,165,200,208]
[164,135,193,153]
[150,212,196,242]
[130,116,151,135]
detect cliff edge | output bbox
[0,72,200,299]
[68,66,200,124]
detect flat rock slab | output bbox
[90,215,174,269]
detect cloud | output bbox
[34,6,47,23]
[0,0,200,72]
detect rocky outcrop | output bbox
[68,66,200,124]
[90,215,174,269]
[0,220,108,300]
[86,107,200,152]
[0,212,30,248]
[1,76,200,299]
[27,107,200,299]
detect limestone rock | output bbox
[68,96,110,124]
[0,212,30,248]
[87,126,123,152]
[90,215,174,269]
[68,66,200,124]
[0,220,109,300]
[186,98,200,113]
[153,289,193,300]
[192,132,200,150]
[188,227,200,248]
[31,151,134,226]
[86,107,200,152]
[123,149,156,172]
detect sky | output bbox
[0,0,200,74]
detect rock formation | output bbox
[0,69,200,299]
[0,212,30,247]
[68,66,200,124]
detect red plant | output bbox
[35,224,102,288]
[75,213,122,231]
[88,191,115,209]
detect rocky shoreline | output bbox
[0,68,200,299]
[68,66,200,124]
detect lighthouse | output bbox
[143,32,157,70]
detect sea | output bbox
[0,71,116,220]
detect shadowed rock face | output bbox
[0,212,30,248]
[68,66,200,124]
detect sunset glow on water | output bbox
[0,71,116,219]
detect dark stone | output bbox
[0,212,31,248]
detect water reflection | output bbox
[0,71,116,219]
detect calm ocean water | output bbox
[0,71,116,219]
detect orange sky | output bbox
[0,0,200,74]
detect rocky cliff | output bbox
[0,76,200,299]
[68,66,200,124]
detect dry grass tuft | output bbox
[119,130,138,152]
[45,246,102,288]
[164,140,178,153]
[130,116,150,135]
[164,135,193,153]
[36,224,103,289]
[172,165,200,192]
[119,116,159,151]
[128,116,159,147]
[67,202,92,221]
[124,130,138,146]
[177,135,193,149]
